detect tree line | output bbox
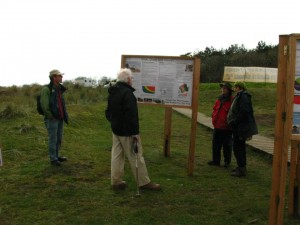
[182,41,278,83]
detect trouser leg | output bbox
[212,129,222,163]
[222,130,232,164]
[233,133,246,167]
[123,136,151,187]
[56,120,64,158]
[134,141,151,186]
[111,134,125,185]
[111,134,151,187]
[45,119,59,161]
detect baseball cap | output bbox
[234,81,247,90]
[219,82,233,91]
[49,69,64,78]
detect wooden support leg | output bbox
[163,107,172,157]
[288,140,298,216]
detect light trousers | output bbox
[111,133,151,187]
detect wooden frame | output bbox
[121,55,201,175]
[269,34,300,224]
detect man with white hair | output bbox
[105,68,161,191]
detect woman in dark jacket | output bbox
[227,81,258,177]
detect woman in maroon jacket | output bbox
[208,82,233,167]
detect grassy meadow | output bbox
[0,83,298,225]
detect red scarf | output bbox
[57,88,64,119]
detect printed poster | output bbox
[125,57,194,107]
[293,40,300,132]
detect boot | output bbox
[231,167,247,177]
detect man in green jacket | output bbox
[40,69,68,166]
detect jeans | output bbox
[44,119,64,161]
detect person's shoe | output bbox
[140,182,161,190]
[112,181,127,191]
[231,167,247,177]
[50,160,61,166]
[58,156,67,162]
[224,162,230,168]
[207,161,220,166]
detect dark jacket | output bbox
[105,81,139,136]
[227,90,258,139]
[212,94,233,130]
[40,82,69,124]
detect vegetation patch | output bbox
[0,83,299,225]
[0,105,25,119]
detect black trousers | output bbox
[232,128,247,167]
[212,129,232,164]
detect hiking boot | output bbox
[231,167,247,177]
[224,162,230,168]
[207,161,220,166]
[140,182,161,190]
[112,181,127,191]
[50,160,61,166]
[58,156,67,162]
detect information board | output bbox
[293,40,300,130]
[122,55,194,107]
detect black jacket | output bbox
[105,81,139,136]
[227,90,258,139]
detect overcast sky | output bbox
[0,0,298,86]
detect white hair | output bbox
[117,68,132,83]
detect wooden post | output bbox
[188,57,201,176]
[269,34,300,224]
[163,107,172,157]
[268,35,291,225]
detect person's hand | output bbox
[132,135,139,141]
[132,135,139,154]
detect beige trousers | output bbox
[111,133,151,186]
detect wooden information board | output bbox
[121,55,201,175]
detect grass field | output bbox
[0,83,299,225]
